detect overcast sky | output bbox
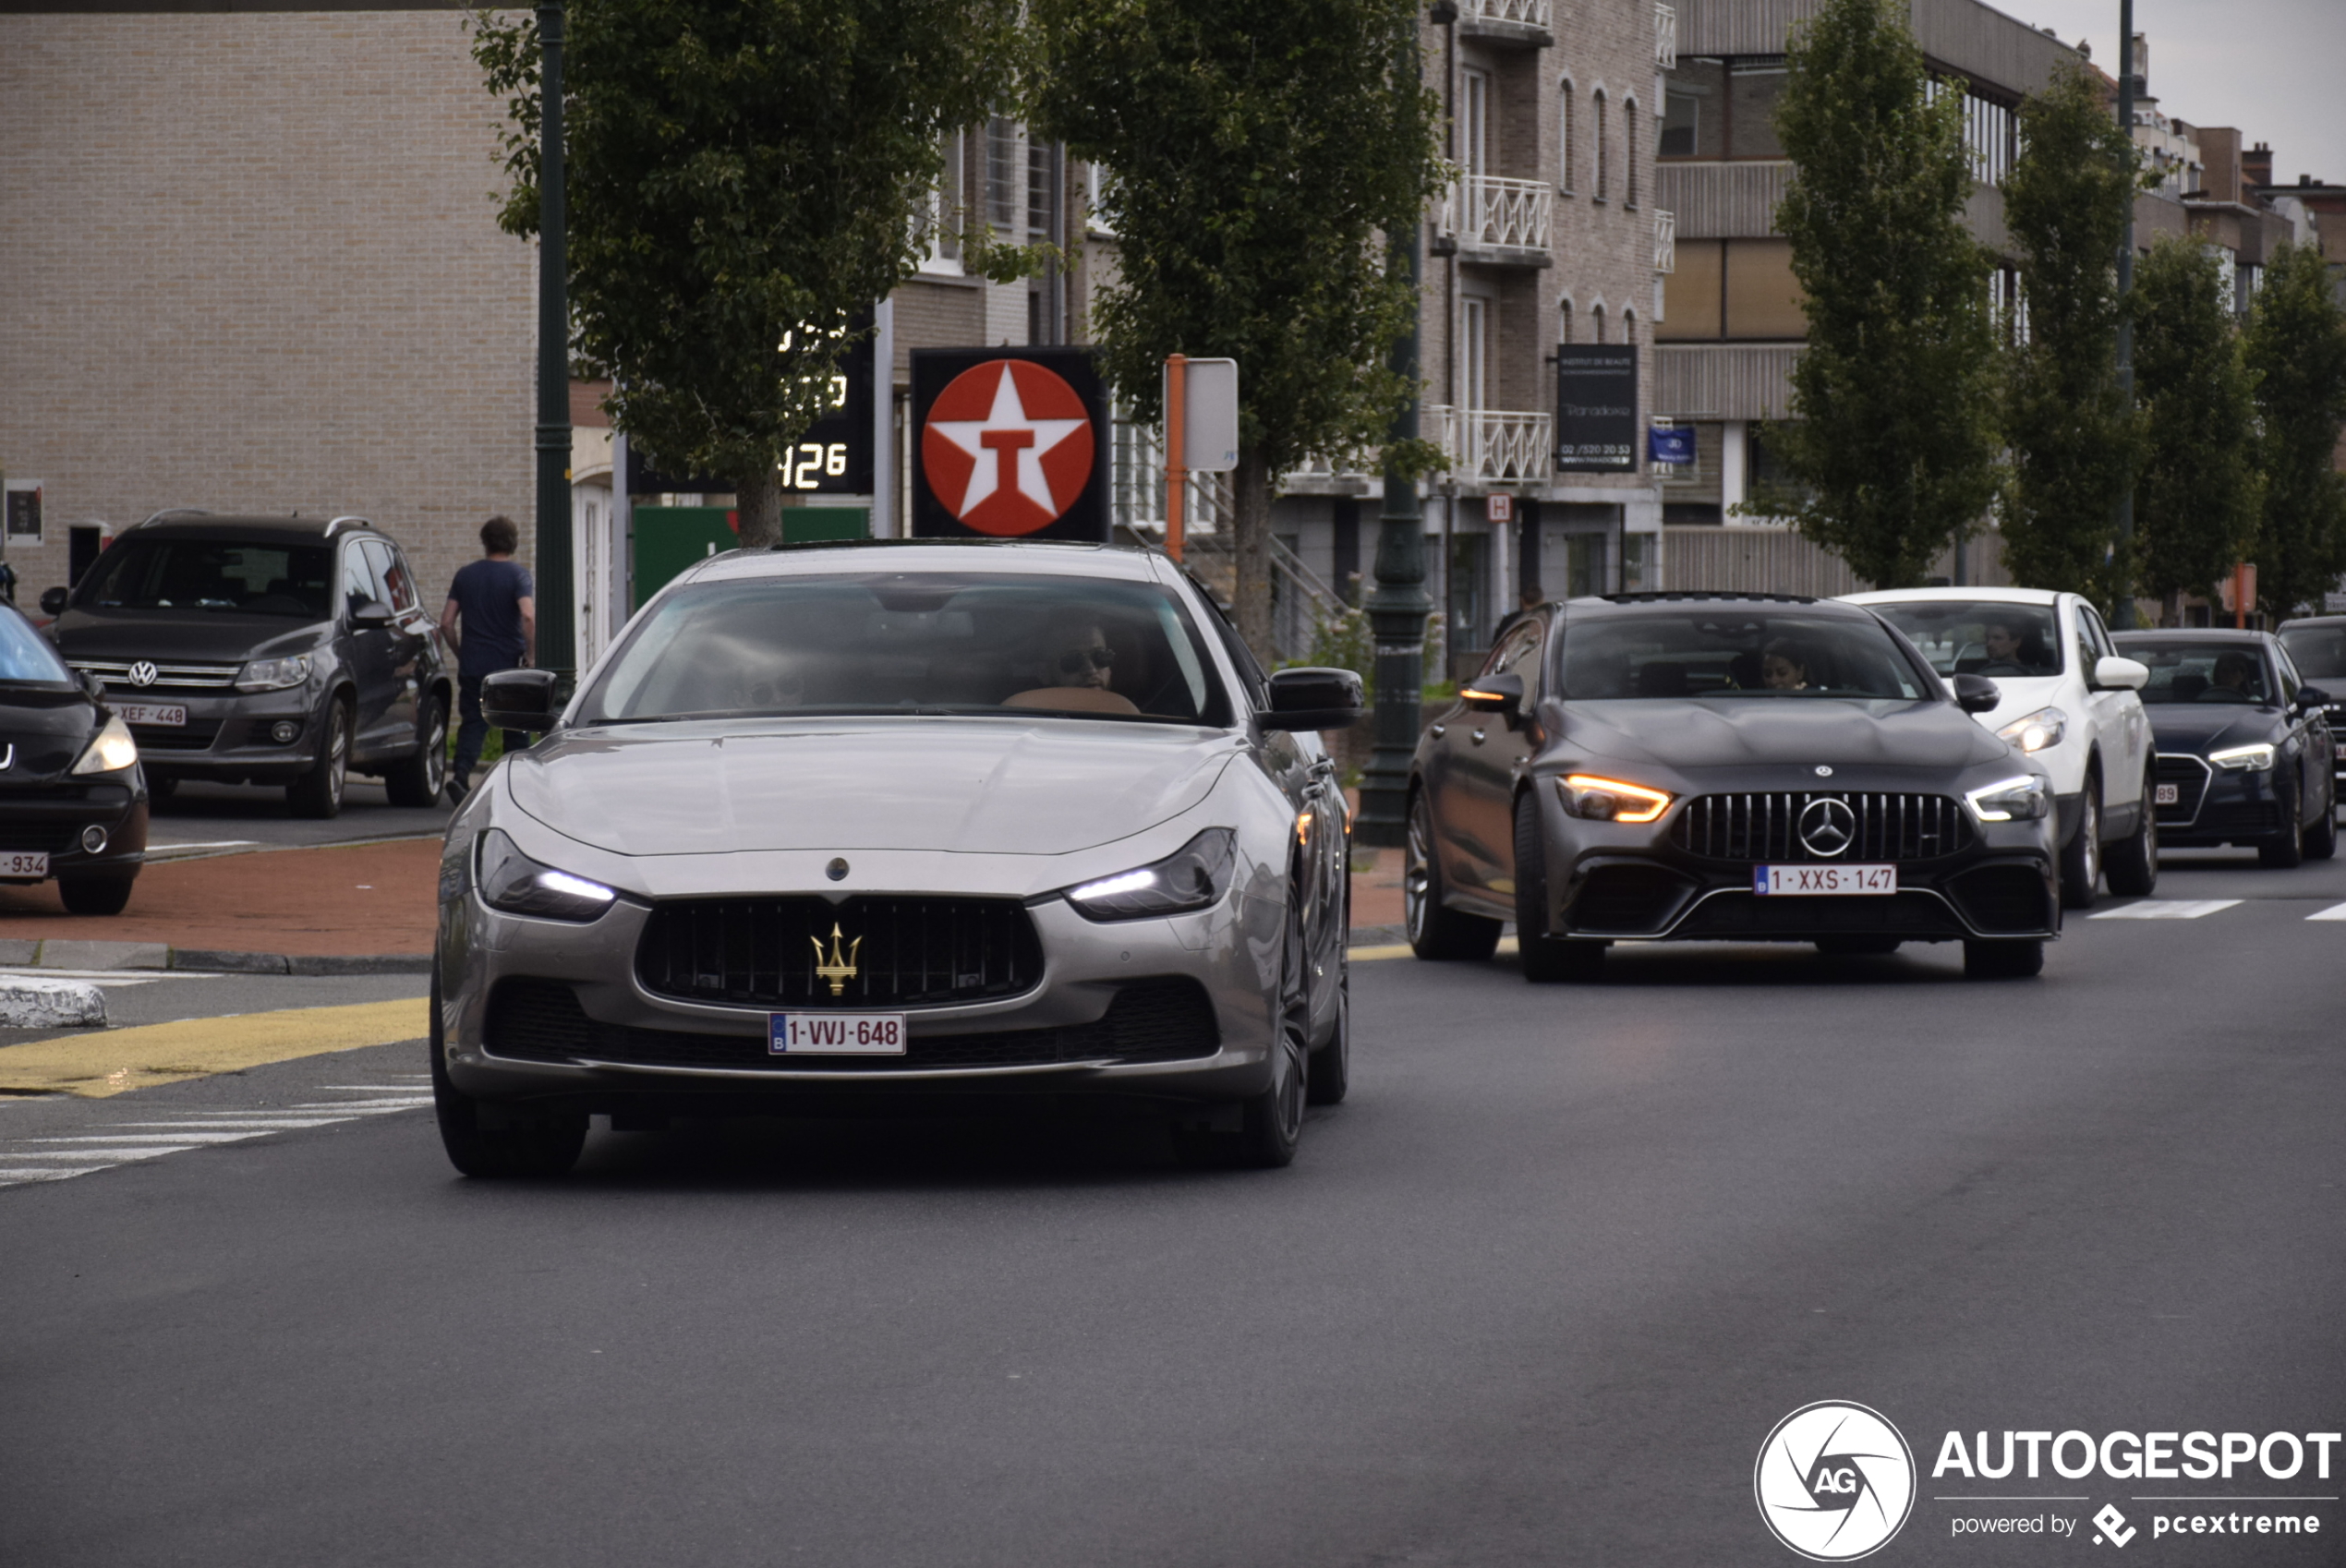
[1994,0,2346,187]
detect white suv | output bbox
[1842,587,2155,908]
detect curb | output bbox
[0,938,429,977]
[1348,923,1406,949]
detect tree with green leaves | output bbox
[472,0,1026,547]
[1028,0,1445,656]
[2129,237,2261,609]
[1760,0,2001,589]
[2000,58,2142,605]
[2243,241,2346,620]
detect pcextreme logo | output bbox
[1757,1401,1918,1561]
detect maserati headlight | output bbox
[1995,706,2067,754]
[70,715,139,775]
[1065,828,1237,921]
[2208,742,2276,772]
[1965,774,2050,823]
[476,828,618,921]
[236,655,313,693]
[1555,774,1673,824]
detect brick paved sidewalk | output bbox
[0,838,440,957]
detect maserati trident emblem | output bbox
[812,923,862,997]
[1798,797,1857,858]
[127,661,159,688]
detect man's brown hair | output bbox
[480,515,520,555]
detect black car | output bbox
[2110,628,2336,866]
[2276,614,2346,800]
[1407,593,2062,981]
[0,601,149,914]
[41,512,451,818]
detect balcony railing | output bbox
[1463,0,1554,30]
[1655,2,1677,69]
[1654,208,1675,274]
[1436,175,1554,257]
[1427,405,1554,484]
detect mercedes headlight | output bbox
[476,828,619,921]
[2208,742,2276,772]
[1064,828,1237,921]
[236,655,313,693]
[1965,774,2050,823]
[70,715,139,775]
[1995,706,2067,754]
[1555,774,1673,824]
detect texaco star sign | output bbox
[919,358,1097,537]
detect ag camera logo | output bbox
[1756,1401,1917,1561]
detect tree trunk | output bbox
[735,464,784,550]
[1231,447,1275,666]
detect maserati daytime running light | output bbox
[1965,774,2050,823]
[2209,742,2277,772]
[476,828,619,922]
[1064,827,1238,921]
[236,655,312,693]
[1996,706,2067,754]
[1556,774,1673,824]
[70,715,139,775]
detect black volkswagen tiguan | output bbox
[42,512,451,818]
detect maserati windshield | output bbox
[580,573,1232,726]
[1554,611,1931,701]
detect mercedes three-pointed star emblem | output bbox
[1798,797,1857,858]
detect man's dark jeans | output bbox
[453,672,530,786]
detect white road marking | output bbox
[0,1092,431,1188]
[111,1118,349,1130]
[2088,899,2243,920]
[23,1131,265,1144]
[289,1099,432,1112]
[2307,902,2346,922]
[0,968,221,984]
[0,1146,196,1161]
[0,1166,105,1183]
[317,1084,432,1092]
[146,839,260,853]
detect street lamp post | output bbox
[534,1,576,686]
[2110,0,2138,629]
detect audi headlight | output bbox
[236,655,312,693]
[1555,774,1673,824]
[476,828,618,921]
[2208,742,2276,772]
[1965,774,2050,823]
[70,715,139,775]
[1064,828,1237,921]
[1995,706,2067,754]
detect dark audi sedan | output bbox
[1408,594,2061,981]
[2110,629,2335,866]
[0,601,148,913]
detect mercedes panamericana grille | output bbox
[1407,595,2061,982]
[432,543,1360,1176]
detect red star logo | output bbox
[921,359,1095,535]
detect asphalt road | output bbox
[147,776,451,856]
[3,850,2343,1567]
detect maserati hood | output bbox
[508,717,1242,857]
[1554,697,2012,776]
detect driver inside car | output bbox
[1005,621,1140,714]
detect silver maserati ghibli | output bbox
[429,540,1362,1177]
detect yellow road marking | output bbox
[1350,937,1518,962]
[0,999,429,1098]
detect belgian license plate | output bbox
[1753,863,1897,896]
[2155,783,2181,805]
[2335,742,2346,762]
[115,702,186,726]
[0,850,50,881]
[769,1012,906,1055]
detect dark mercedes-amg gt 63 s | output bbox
[2110,629,2336,867]
[1407,594,2063,981]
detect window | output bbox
[1593,90,1610,199]
[1622,308,1637,345]
[1590,302,1607,343]
[1460,66,1492,179]
[986,118,1020,231]
[919,130,964,274]
[340,546,377,621]
[1558,80,1577,193]
[1461,296,1491,409]
[1624,97,1639,206]
[1026,139,1053,242]
[1084,163,1117,237]
[1660,90,1699,157]
[1557,297,1574,344]
[1554,611,1931,701]
[81,538,332,618]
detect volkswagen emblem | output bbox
[127,660,159,688]
[1798,797,1857,858]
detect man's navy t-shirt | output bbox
[447,558,535,678]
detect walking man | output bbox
[441,514,536,802]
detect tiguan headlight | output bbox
[1995,706,2067,754]
[1064,828,1237,921]
[476,828,619,921]
[2208,742,2276,772]
[1965,774,2050,823]
[236,655,313,693]
[70,715,139,775]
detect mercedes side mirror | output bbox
[1262,667,1367,731]
[1953,672,2001,714]
[39,586,68,617]
[1460,670,1525,721]
[481,667,559,733]
[2092,655,2149,692]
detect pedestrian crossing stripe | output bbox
[2309,902,2346,922]
[0,1091,432,1190]
[2089,899,2243,920]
